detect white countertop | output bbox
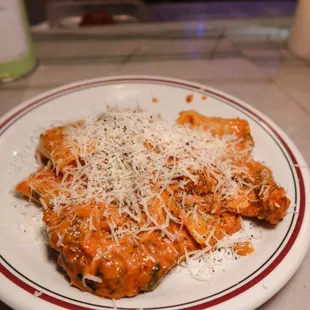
[1,20,309,310]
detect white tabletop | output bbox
[1,19,309,310]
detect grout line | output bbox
[273,82,310,117]
[276,44,310,67]
[228,39,274,82]
[33,33,222,42]
[275,41,286,63]
[251,43,310,116]
[117,46,144,69]
[37,52,309,66]
[207,34,225,60]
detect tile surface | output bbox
[259,66,310,114]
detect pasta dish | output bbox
[15,107,290,299]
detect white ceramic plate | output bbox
[0,76,309,310]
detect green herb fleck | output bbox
[147,263,161,290]
[244,133,253,141]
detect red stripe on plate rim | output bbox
[0,77,306,310]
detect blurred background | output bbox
[25,0,297,26]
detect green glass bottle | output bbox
[0,0,37,83]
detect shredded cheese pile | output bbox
[51,106,248,240]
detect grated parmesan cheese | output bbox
[82,274,102,287]
[46,106,252,244]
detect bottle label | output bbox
[0,0,29,63]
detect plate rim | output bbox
[0,75,309,310]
